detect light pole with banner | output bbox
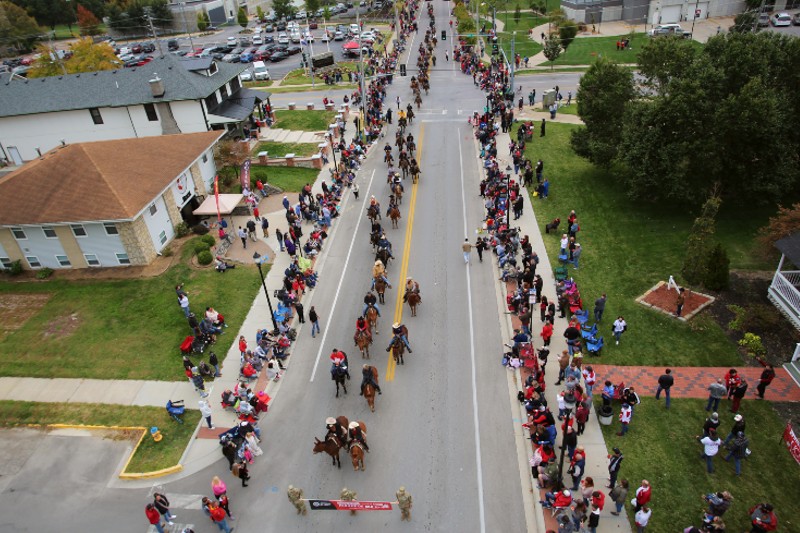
[253,252,279,331]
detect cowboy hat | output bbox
[348,421,359,429]
[326,417,336,425]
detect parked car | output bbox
[794,12,800,25]
[309,21,319,29]
[286,45,301,55]
[334,31,345,41]
[270,50,289,61]
[771,12,792,26]
[265,24,275,32]
[227,36,238,46]
[290,31,302,43]
[240,47,257,62]
[131,43,142,53]
[222,53,240,62]
[276,22,287,31]
[296,10,307,18]
[303,31,315,42]
[206,25,219,31]
[350,23,360,35]
[141,42,155,53]
[240,67,254,81]
[253,50,271,61]
[253,35,263,45]
[321,31,333,42]
[167,39,179,51]
[647,23,691,37]
[757,13,770,26]
[278,32,290,44]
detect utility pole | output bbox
[690,0,700,36]
[357,9,366,142]
[510,31,516,98]
[48,31,68,75]
[147,15,164,57]
[305,13,315,88]
[752,0,766,32]
[180,2,195,50]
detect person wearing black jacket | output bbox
[607,447,623,489]
[655,368,674,409]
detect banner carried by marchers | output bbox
[308,500,394,511]
[782,422,800,465]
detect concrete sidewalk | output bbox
[485,127,632,533]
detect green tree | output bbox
[682,192,721,285]
[542,33,561,69]
[513,4,520,23]
[10,0,71,31]
[196,10,207,30]
[637,34,697,95]
[0,1,42,51]
[29,38,120,77]
[704,243,730,291]
[528,0,545,15]
[306,0,320,15]
[558,19,577,51]
[147,0,173,27]
[237,6,247,26]
[76,4,102,35]
[322,6,331,20]
[570,57,634,166]
[256,5,264,20]
[547,8,565,28]
[273,0,293,20]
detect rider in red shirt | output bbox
[354,316,371,342]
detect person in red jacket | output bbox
[145,503,164,533]
[634,480,651,512]
[541,488,573,509]
[541,321,553,347]
[724,369,741,399]
[591,490,605,511]
[749,503,778,532]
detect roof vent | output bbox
[149,74,165,98]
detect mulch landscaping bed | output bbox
[637,281,715,320]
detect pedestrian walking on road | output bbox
[655,368,674,409]
[153,493,176,525]
[475,236,487,262]
[353,183,359,200]
[309,306,320,337]
[756,364,775,399]
[199,400,215,429]
[209,501,232,533]
[145,503,165,533]
[212,475,227,500]
[288,485,308,515]
[706,378,726,412]
[462,238,474,264]
[233,461,250,487]
[396,487,413,520]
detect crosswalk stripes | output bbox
[147,523,195,533]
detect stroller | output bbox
[166,400,185,424]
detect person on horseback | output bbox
[370,219,382,235]
[386,322,413,353]
[354,315,371,343]
[360,364,382,395]
[403,277,421,303]
[383,142,392,156]
[406,103,413,115]
[371,260,391,289]
[377,234,395,259]
[325,416,347,444]
[347,421,369,452]
[363,291,381,317]
[330,348,350,379]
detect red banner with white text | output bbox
[783,422,800,465]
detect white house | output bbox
[0,55,267,164]
[0,131,223,270]
[560,0,749,25]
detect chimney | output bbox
[149,74,165,98]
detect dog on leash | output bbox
[545,218,561,234]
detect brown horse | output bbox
[313,434,345,469]
[393,183,403,204]
[389,206,401,228]
[364,367,378,412]
[367,204,381,222]
[391,325,409,366]
[355,329,372,359]
[366,305,379,334]
[376,248,392,269]
[349,421,367,471]
[374,276,390,304]
[407,292,421,316]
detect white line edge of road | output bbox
[458,133,487,533]
[309,168,377,382]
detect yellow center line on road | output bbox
[385,123,424,382]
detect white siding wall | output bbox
[142,197,175,253]
[0,241,9,269]
[0,101,208,162]
[12,225,69,269]
[198,149,218,193]
[75,222,126,267]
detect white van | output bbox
[252,60,270,80]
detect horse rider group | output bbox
[360,364,382,396]
[324,417,370,452]
[354,315,372,343]
[329,348,351,380]
[403,277,421,303]
[372,259,392,289]
[386,322,413,353]
[363,290,381,317]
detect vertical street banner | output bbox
[241,158,252,191]
[782,422,800,465]
[213,174,221,222]
[308,500,394,511]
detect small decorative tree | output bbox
[197,11,208,31]
[237,7,248,27]
[542,33,561,70]
[514,5,521,24]
[738,332,766,362]
[682,190,721,285]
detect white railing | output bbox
[770,270,800,320]
[793,343,800,363]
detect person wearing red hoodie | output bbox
[634,480,651,512]
[541,488,573,509]
[145,503,164,533]
[749,503,778,532]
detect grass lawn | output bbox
[51,24,108,40]
[495,13,549,34]
[516,122,777,366]
[0,400,201,473]
[0,241,261,381]
[497,32,543,63]
[373,31,394,55]
[273,109,337,131]
[254,141,320,157]
[243,80,274,88]
[595,398,799,533]
[219,165,319,194]
[280,62,359,86]
[554,103,578,115]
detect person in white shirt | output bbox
[634,505,651,532]
[698,428,722,473]
[613,316,627,345]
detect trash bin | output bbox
[598,406,614,426]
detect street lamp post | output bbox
[253,252,279,331]
[327,131,338,170]
[505,164,512,227]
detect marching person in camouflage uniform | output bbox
[287,485,307,515]
[396,487,413,521]
[341,487,358,515]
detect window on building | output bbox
[229,76,241,92]
[202,153,208,163]
[42,226,57,238]
[26,256,41,268]
[144,103,158,122]
[104,223,119,235]
[149,204,158,216]
[11,227,26,239]
[0,257,12,269]
[89,108,104,124]
[208,62,218,75]
[204,93,218,111]
[84,254,100,266]
[219,84,228,100]
[55,255,71,267]
[71,224,87,237]
[159,230,167,245]
[116,253,131,265]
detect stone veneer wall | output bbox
[0,228,23,263]
[118,216,157,265]
[189,162,206,195]
[163,191,182,227]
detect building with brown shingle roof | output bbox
[0,131,223,270]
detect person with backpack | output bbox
[208,500,232,533]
